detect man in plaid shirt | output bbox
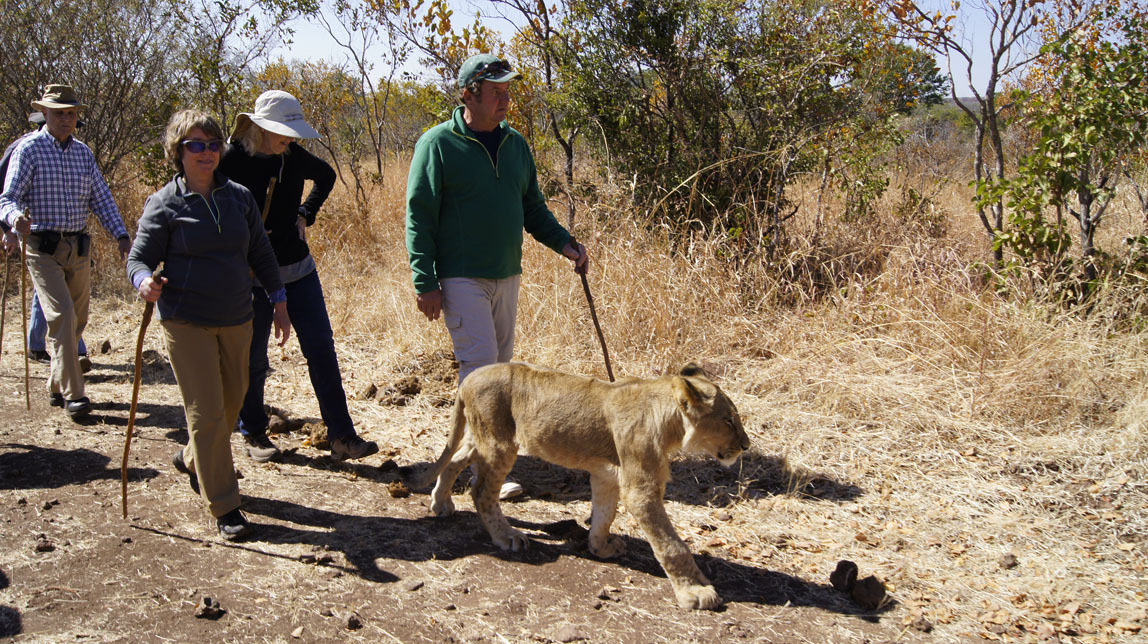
[0,84,131,420]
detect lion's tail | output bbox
[409,394,468,490]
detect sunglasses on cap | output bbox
[472,60,513,82]
[181,139,224,153]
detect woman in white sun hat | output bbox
[220,90,379,464]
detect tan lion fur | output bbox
[410,362,750,610]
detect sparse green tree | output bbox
[0,0,187,185]
[991,3,1148,282]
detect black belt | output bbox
[33,230,85,237]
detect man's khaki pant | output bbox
[441,275,520,385]
[161,319,252,518]
[26,234,89,400]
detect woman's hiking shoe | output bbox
[330,435,379,461]
[499,481,524,500]
[244,433,281,462]
[216,509,253,541]
[172,449,200,494]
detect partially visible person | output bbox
[405,54,588,499]
[220,90,378,463]
[126,109,290,540]
[0,85,130,419]
[0,112,43,255]
[0,111,90,369]
[28,293,89,368]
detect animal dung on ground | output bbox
[830,559,859,592]
[829,560,887,610]
[308,423,329,449]
[194,597,224,620]
[851,576,887,611]
[33,535,55,553]
[999,552,1019,569]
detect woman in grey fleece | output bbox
[126,109,290,541]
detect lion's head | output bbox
[673,363,750,466]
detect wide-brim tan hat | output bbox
[31,84,87,111]
[232,90,320,140]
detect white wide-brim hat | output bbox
[232,90,320,140]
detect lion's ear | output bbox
[678,362,709,379]
[673,374,717,413]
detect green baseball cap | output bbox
[457,54,520,88]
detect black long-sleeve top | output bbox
[219,142,336,267]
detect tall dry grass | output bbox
[86,154,1147,640]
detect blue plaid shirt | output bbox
[0,128,127,239]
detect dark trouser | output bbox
[237,269,356,442]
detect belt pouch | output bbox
[36,231,60,254]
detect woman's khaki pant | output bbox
[162,319,252,518]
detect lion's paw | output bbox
[675,584,722,611]
[589,534,626,559]
[492,528,531,552]
[430,496,455,517]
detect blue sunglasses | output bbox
[181,139,224,153]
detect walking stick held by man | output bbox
[0,247,10,369]
[570,236,614,382]
[121,266,164,519]
[21,236,29,409]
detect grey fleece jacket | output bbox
[126,172,284,327]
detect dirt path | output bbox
[0,295,908,644]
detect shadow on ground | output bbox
[228,495,888,622]
[0,605,20,637]
[0,442,159,490]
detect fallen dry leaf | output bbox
[1111,620,1141,633]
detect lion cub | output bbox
[411,362,749,610]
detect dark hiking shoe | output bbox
[216,509,254,541]
[244,433,280,462]
[79,354,92,373]
[172,449,200,494]
[49,392,64,408]
[330,435,379,461]
[65,396,91,420]
[29,350,50,364]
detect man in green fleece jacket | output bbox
[406,53,588,497]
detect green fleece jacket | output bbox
[405,106,572,294]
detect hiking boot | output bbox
[499,480,524,500]
[79,354,92,373]
[468,473,525,500]
[244,433,280,462]
[29,350,50,364]
[216,509,253,541]
[172,448,200,494]
[49,392,64,408]
[330,435,379,461]
[65,396,91,420]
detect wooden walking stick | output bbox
[121,267,162,519]
[570,237,614,382]
[0,251,10,368]
[20,237,29,409]
[261,178,277,224]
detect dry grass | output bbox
[83,158,1148,641]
